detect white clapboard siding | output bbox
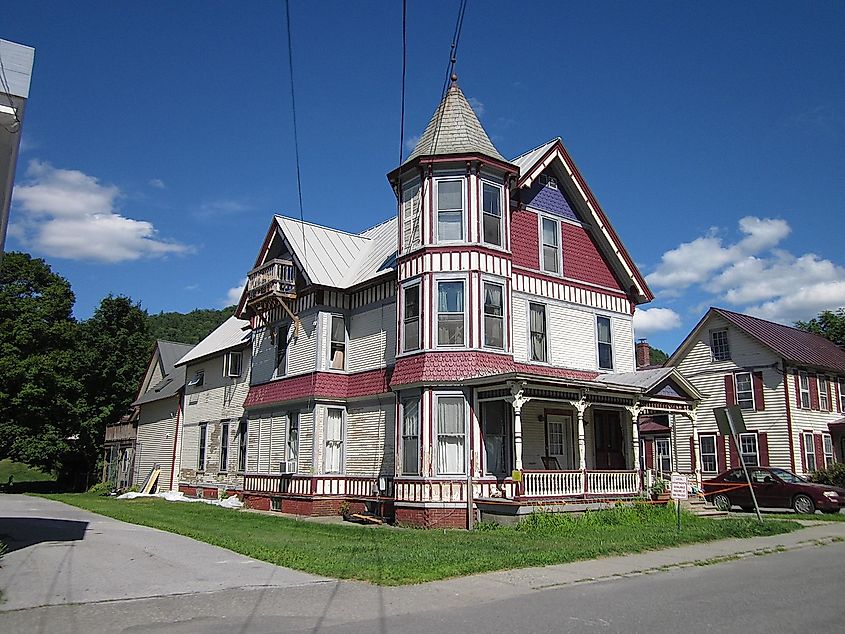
[788,373,842,473]
[520,401,547,469]
[257,413,272,472]
[548,302,595,371]
[269,412,287,472]
[348,302,397,372]
[136,398,178,491]
[297,410,314,474]
[180,422,199,474]
[611,317,635,373]
[182,350,251,426]
[251,326,276,384]
[287,312,318,376]
[246,414,261,472]
[512,296,528,362]
[344,398,396,476]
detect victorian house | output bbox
[231,80,699,527]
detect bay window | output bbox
[401,397,420,475]
[403,283,420,352]
[437,280,465,346]
[437,179,464,241]
[329,315,346,370]
[483,282,504,349]
[482,182,502,246]
[324,408,344,474]
[436,395,465,475]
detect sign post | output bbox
[713,405,763,523]
[670,473,688,531]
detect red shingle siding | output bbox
[562,224,623,291]
[244,368,392,408]
[511,210,540,270]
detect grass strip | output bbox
[41,494,799,586]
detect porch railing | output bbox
[586,470,640,496]
[246,258,296,301]
[521,470,641,499]
[242,473,389,498]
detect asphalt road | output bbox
[2,494,843,633]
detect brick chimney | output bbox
[636,338,651,368]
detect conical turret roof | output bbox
[404,80,506,165]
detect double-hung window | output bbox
[482,401,507,475]
[803,432,816,471]
[436,395,466,475]
[540,217,561,274]
[483,282,504,349]
[529,303,547,362]
[597,316,613,370]
[823,434,834,468]
[437,281,465,346]
[735,372,754,410]
[403,284,420,352]
[324,408,344,474]
[237,420,248,472]
[224,351,242,377]
[799,372,811,408]
[481,182,502,246]
[819,376,829,410]
[275,323,288,376]
[738,433,759,466]
[700,435,717,473]
[710,329,730,361]
[329,315,346,370]
[401,179,422,250]
[287,413,299,470]
[401,398,420,475]
[198,423,208,471]
[219,422,230,473]
[437,179,464,241]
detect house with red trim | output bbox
[228,79,700,527]
[666,307,845,483]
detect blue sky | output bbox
[5,1,845,354]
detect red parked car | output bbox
[703,466,845,514]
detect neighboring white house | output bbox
[174,316,252,498]
[667,307,845,480]
[132,340,194,492]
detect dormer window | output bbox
[539,174,557,190]
[481,182,502,246]
[436,179,464,242]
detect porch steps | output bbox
[681,495,728,518]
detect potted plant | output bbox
[650,477,670,504]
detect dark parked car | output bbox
[703,466,845,514]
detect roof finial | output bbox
[450,72,458,83]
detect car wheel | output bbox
[713,494,731,511]
[792,494,815,515]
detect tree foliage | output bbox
[147,306,234,344]
[795,308,845,347]
[649,346,669,365]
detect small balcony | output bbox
[246,259,297,303]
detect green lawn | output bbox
[0,459,56,492]
[763,512,845,522]
[41,494,800,585]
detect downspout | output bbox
[781,359,796,472]
[169,392,183,491]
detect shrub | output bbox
[87,481,113,496]
[810,463,845,489]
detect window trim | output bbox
[700,434,718,474]
[710,329,731,362]
[286,412,299,471]
[803,431,816,471]
[734,372,755,411]
[434,392,467,476]
[482,280,505,350]
[219,421,230,473]
[237,419,248,472]
[596,315,613,371]
[401,281,421,353]
[401,177,423,251]
[224,351,243,378]
[819,375,830,411]
[327,314,347,371]
[738,432,759,467]
[400,397,421,476]
[323,407,345,474]
[481,180,503,247]
[482,400,509,476]
[435,177,466,243]
[198,423,208,472]
[528,301,548,363]
[187,370,205,387]
[799,372,811,409]
[436,278,467,348]
[539,214,562,275]
[655,437,672,474]
[823,433,834,468]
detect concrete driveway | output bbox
[0,494,326,611]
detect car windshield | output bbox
[770,468,807,483]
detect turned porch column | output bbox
[507,382,530,472]
[688,410,702,487]
[575,398,588,471]
[626,404,641,472]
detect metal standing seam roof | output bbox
[509,138,560,176]
[404,81,507,165]
[133,341,194,406]
[595,367,675,390]
[712,307,845,374]
[275,215,398,289]
[175,316,251,367]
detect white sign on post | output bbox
[670,474,689,500]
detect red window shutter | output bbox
[729,435,739,468]
[758,432,769,466]
[688,436,695,471]
[753,371,765,411]
[724,375,736,406]
[645,438,654,469]
[799,433,806,471]
[809,376,819,410]
[814,434,825,470]
[794,373,801,408]
[717,435,727,472]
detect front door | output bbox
[545,414,575,470]
[594,410,626,470]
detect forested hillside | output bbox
[147,307,235,345]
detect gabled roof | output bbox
[671,307,845,374]
[596,367,702,400]
[175,316,250,367]
[274,215,397,289]
[133,340,194,406]
[510,137,653,304]
[404,81,506,165]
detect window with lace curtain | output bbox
[401,398,420,475]
[324,408,344,474]
[483,282,504,349]
[437,280,465,346]
[529,302,547,362]
[436,395,465,475]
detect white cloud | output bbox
[224,278,247,307]
[467,96,486,118]
[195,199,251,219]
[633,307,682,336]
[12,160,191,262]
[404,133,421,153]
[149,178,166,189]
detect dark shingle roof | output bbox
[404,81,506,165]
[713,307,845,374]
[133,340,194,406]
